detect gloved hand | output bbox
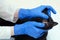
[14,21,47,38]
[18,5,56,20]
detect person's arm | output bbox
[0,26,14,39]
[0,1,19,23]
[0,21,46,39]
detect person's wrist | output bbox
[14,10,18,18]
[11,27,14,36]
[13,10,19,22]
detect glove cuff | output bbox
[18,9,30,20]
[14,24,25,35]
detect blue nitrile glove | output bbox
[14,21,47,38]
[18,5,56,20]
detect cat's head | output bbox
[40,8,58,30]
[31,8,58,30]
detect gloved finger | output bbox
[47,10,51,16]
[38,13,49,19]
[32,5,47,11]
[46,6,56,14]
[31,28,47,38]
[27,26,47,38]
[32,21,45,28]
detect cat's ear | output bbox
[52,22,58,26]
